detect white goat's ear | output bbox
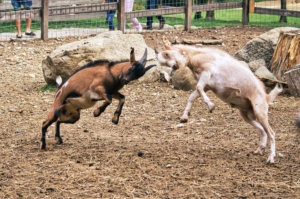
[56,76,62,86]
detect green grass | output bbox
[39,84,56,92]
[1,9,299,33]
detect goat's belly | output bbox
[217,95,252,111]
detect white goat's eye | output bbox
[165,53,169,58]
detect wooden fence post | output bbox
[242,0,249,25]
[117,0,125,32]
[41,0,49,40]
[185,0,192,31]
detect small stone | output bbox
[176,123,184,128]
[137,151,144,157]
[15,129,21,133]
[278,153,283,158]
[166,164,172,168]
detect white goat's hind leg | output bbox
[239,110,267,155]
[252,102,276,163]
[180,90,200,123]
[195,72,215,113]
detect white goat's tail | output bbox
[56,76,63,86]
[267,83,283,104]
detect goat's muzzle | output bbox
[120,73,130,85]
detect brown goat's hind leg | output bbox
[112,92,125,125]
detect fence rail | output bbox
[0,0,299,41]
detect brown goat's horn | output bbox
[139,48,148,66]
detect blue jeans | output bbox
[145,0,165,28]
[11,0,32,10]
[107,10,116,30]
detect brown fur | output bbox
[41,48,155,150]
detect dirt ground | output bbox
[0,26,299,199]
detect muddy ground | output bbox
[0,26,299,198]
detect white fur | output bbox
[157,45,282,163]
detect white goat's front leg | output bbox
[196,71,215,113]
[180,90,200,123]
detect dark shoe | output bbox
[145,26,152,30]
[109,28,115,31]
[159,20,165,30]
[16,35,22,39]
[25,32,36,36]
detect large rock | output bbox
[234,27,300,69]
[42,31,160,84]
[171,67,196,91]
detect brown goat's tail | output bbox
[56,76,63,86]
[267,83,283,104]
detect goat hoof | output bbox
[40,143,46,150]
[112,118,119,125]
[180,118,188,123]
[266,157,275,164]
[93,110,101,117]
[55,137,63,145]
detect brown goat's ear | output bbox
[130,47,136,63]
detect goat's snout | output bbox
[119,73,130,85]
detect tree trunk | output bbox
[269,30,300,82]
[284,67,300,97]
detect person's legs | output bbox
[155,0,165,29]
[15,19,22,37]
[125,0,142,31]
[25,18,32,33]
[107,10,116,30]
[11,0,22,37]
[145,0,156,29]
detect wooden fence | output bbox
[0,0,299,40]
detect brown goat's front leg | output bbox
[93,100,111,117]
[55,121,63,145]
[93,87,112,117]
[111,92,125,124]
[41,109,61,149]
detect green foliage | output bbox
[0,8,299,34]
[39,84,56,92]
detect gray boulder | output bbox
[234,27,299,69]
[42,31,160,84]
[171,67,196,91]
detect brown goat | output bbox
[41,48,155,149]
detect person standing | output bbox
[125,0,142,32]
[11,0,36,38]
[145,0,165,30]
[105,0,118,31]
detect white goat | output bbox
[157,44,282,163]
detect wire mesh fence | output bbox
[0,0,299,41]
